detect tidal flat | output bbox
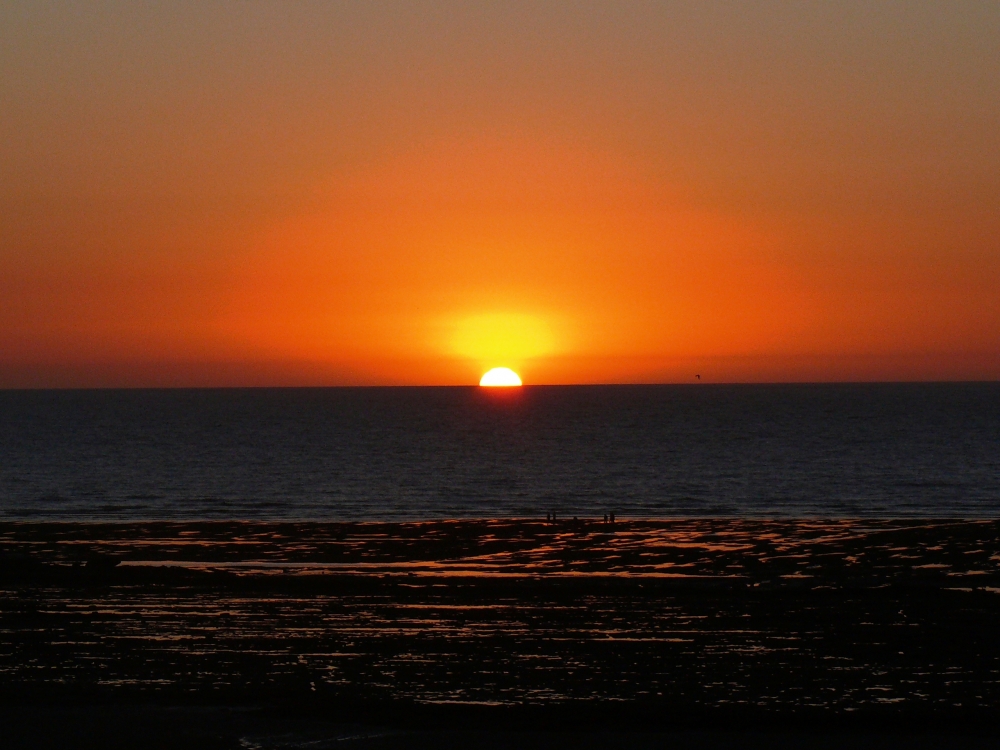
[2,519,1000,747]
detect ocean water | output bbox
[1,384,998,520]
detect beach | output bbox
[3,519,1000,746]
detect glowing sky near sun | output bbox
[1,2,998,386]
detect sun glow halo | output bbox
[479,367,522,387]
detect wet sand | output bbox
[3,519,1000,746]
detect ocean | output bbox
[1,383,998,520]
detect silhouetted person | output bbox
[610,513,615,524]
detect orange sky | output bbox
[2,2,998,386]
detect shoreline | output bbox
[3,519,1000,743]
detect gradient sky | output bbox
[2,1,998,386]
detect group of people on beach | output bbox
[544,512,615,525]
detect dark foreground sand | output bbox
[3,519,1000,747]
[3,705,999,750]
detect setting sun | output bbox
[479,368,522,387]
